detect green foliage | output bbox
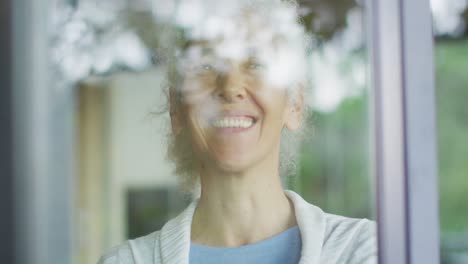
[291,95,372,219]
[435,40,468,232]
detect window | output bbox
[8,0,445,263]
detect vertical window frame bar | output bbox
[400,0,440,263]
[12,0,75,263]
[0,0,15,262]
[369,0,408,262]
[369,0,440,263]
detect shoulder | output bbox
[321,213,377,264]
[285,190,377,263]
[98,200,198,264]
[323,213,376,241]
[97,231,162,264]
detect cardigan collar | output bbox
[157,190,325,264]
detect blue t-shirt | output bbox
[189,226,302,264]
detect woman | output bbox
[99,1,377,263]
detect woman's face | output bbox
[175,42,302,174]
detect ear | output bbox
[285,88,304,131]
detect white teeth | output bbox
[213,118,254,128]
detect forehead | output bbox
[173,1,308,86]
[181,30,300,65]
[183,40,266,61]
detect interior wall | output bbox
[77,67,176,263]
[107,68,176,245]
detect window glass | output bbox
[431,0,468,263]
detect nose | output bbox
[214,66,247,102]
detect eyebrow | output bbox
[184,40,216,55]
[247,47,260,57]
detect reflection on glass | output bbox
[55,0,377,263]
[431,0,468,263]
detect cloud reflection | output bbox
[431,0,468,36]
[50,1,151,86]
[49,0,463,112]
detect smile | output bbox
[212,117,255,129]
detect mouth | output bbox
[211,116,257,129]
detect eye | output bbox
[196,62,218,74]
[187,63,216,76]
[246,60,265,70]
[201,64,214,71]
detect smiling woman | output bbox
[98,1,377,263]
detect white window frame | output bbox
[368,0,440,263]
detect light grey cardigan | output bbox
[99,190,377,264]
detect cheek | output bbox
[184,100,222,134]
[180,79,222,123]
[254,88,289,113]
[180,74,217,104]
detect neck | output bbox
[190,161,296,247]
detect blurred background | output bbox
[2,0,467,263]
